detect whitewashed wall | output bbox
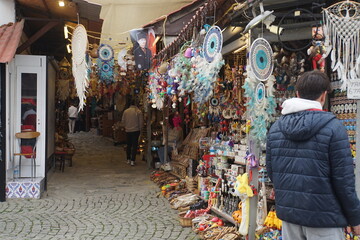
[0,0,15,25]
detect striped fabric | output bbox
[0,19,24,63]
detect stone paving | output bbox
[0,130,198,240]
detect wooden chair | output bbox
[14,131,40,179]
[54,141,75,172]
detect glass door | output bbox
[9,55,46,179]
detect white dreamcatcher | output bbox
[71,24,89,110]
[323,1,360,89]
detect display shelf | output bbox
[211,207,237,225]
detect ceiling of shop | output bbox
[15,0,103,61]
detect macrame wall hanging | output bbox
[96,44,115,84]
[71,24,89,110]
[323,0,360,89]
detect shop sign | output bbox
[347,79,360,99]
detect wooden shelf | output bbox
[211,207,237,225]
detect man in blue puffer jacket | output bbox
[266,70,360,239]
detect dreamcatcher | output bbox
[96,44,115,84]
[117,48,128,71]
[203,26,223,63]
[71,24,89,110]
[249,38,274,81]
[243,38,276,143]
[323,1,360,89]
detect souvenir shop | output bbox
[16,0,358,237]
[146,0,360,239]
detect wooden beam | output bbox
[16,21,59,54]
[41,0,52,18]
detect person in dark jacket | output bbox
[266,70,360,239]
[133,31,151,71]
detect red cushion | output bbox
[21,125,35,132]
[21,146,35,159]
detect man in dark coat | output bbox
[266,70,360,239]
[133,31,151,71]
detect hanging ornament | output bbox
[243,66,276,143]
[249,38,274,81]
[117,48,128,70]
[98,44,114,61]
[255,82,265,104]
[59,69,70,79]
[97,44,115,84]
[203,26,223,63]
[210,97,220,107]
[323,1,360,89]
[71,24,89,110]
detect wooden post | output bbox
[146,102,152,169]
[163,100,169,164]
[0,63,5,202]
[356,101,360,197]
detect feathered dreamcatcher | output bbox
[96,44,115,84]
[117,48,127,70]
[243,38,276,143]
[173,49,193,97]
[187,26,225,104]
[71,24,89,110]
[323,1,360,89]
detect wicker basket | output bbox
[178,212,193,227]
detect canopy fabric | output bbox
[85,0,193,46]
[0,19,24,63]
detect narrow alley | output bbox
[0,130,197,240]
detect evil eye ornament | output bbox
[249,38,274,81]
[210,97,220,107]
[203,26,223,63]
[102,62,111,72]
[256,82,265,104]
[98,44,114,61]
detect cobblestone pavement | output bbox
[0,130,198,240]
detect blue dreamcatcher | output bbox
[97,44,115,84]
[203,26,223,63]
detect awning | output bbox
[0,19,24,63]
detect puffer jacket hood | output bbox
[266,99,360,228]
[279,111,336,141]
[279,98,335,141]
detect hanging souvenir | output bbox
[190,46,225,104]
[71,24,89,110]
[203,26,223,63]
[97,44,115,84]
[210,97,219,107]
[243,67,276,143]
[323,1,360,89]
[255,82,265,103]
[249,38,274,81]
[117,48,128,70]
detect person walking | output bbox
[68,103,78,134]
[121,99,143,166]
[266,70,360,239]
